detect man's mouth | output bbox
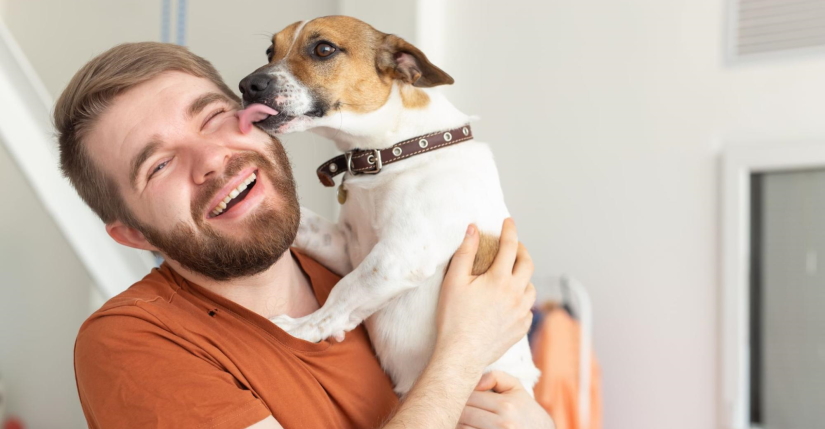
[208,171,258,218]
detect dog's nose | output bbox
[239,73,273,101]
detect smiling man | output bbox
[55,42,552,429]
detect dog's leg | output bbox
[272,239,433,343]
[294,206,353,276]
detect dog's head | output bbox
[238,16,453,134]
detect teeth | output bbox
[210,172,257,217]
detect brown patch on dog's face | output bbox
[239,16,454,131]
[269,21,304,59]
[400,84,431,109]
[278,16,394,114]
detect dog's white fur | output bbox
[264,29,540,396]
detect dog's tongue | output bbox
[236,104,279,134]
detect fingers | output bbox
[475,372,499,392]
[475,370,522,394]
[521,282,537,312]
[446,224,480,280]
[459,405,501,429]
[467,390,503,413]
[489,218,519,276]
[512,242,534,282]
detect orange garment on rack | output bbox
[532,306,602,429]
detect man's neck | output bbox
[165,249,319,319]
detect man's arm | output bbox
[251,220,535,429]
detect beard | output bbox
[136,139,300,281]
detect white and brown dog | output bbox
[237,16,539,395]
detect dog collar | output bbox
[316,125,474,187]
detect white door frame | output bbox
[721,141,825,429]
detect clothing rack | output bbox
[535,274,593,428]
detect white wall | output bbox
[340,0,417,41]
[433,1,825,428]
[0,141,92,429]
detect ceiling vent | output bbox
[730,0,825,62]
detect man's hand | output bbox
[459,371,555,429]
[435,219,536,374]
[383,219,536,429]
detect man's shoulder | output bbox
[103,263,181,308]
[78,265,181,340]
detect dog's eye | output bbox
[314,42,336,58]
[266,46,274,62]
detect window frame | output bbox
[721,141,825,429]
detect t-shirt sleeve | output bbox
[74,307,271,429]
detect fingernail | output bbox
[466,224,476,236]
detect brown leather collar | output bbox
[316,125,473,187]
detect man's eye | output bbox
[203,108,226,129]
[149,160,170,179]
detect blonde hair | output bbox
[53,42,240,225]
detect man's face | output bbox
[87,71,300,280]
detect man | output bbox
[56,42,553,428]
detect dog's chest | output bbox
[335,143,502,265]
[337,183,383,267]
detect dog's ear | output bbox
[377,34,454,88]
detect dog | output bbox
[237,16,540,396]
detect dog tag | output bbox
[337,183,348,204]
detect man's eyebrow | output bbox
[130,139,161,189]
[187,92,235,119]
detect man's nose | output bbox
[239,73,274,104]
[191,140,231,185]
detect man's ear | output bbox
[105,221,158,252]
[377,34,454,88]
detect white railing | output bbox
[0,18,156,299]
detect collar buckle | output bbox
[345,151,355,175]
[362,149,383,174]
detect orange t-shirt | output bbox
[74,251,398,429]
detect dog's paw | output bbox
[288,322,326,343]
[269,313,328,343]
[271,307,366,343]
[322,313,362,343]
[269,314,304,334]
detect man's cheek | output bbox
[150,194,192,225]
